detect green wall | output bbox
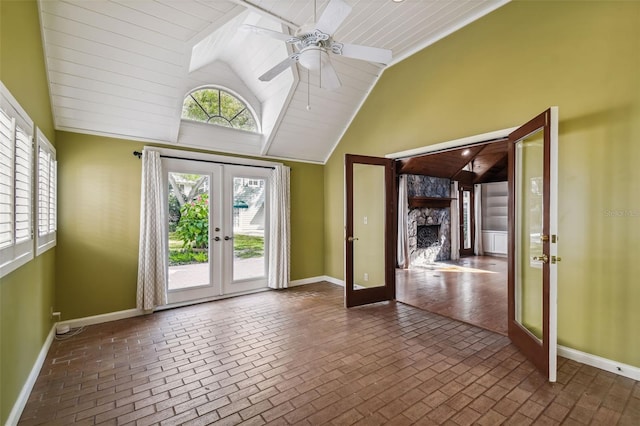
[0,0,57,423]
[325,1,640,367]
[55,132,325,320]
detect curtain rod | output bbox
[132,151,276,170]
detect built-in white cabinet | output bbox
[481,182,508,255]
[482,231,508,255]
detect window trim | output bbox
[0,81,34,278]
[36,127,57,256]
[181,85,261,134]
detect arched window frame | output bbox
[181,86,260,133]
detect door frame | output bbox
[345,154,397,307]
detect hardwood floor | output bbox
[397,256,508,335]
[19,282,640,425]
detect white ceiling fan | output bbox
[241,0,392,90]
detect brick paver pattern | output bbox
[19,282,640,425]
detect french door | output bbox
[508,107,559,382]
[345,154,396,307]
[164,158,269,304]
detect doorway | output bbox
[348,108,559,381]
[164,157,270,305]
[394,138,510,334]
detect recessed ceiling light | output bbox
[462,149,471,156]
[392,0,405,3]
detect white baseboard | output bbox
[289,275,344,287]
[321,275,345,286]
[58,308,144,329]
[558,345,640,381]
[5,325,56,426]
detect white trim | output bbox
[385,127,517,160]
[57,308,144,329]
[321,275,345,287]
[287,275,341,287]
[5,325,55,426]
[157,288,271,311]
[548,106,559,382]
[558,345,640,382]
[0,251,34,280]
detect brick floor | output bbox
[19,282,640,425]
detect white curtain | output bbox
[397,175,409,268]
[268,165,290,289]
[450,181,460,261]
[136,149,168,311]
[474,184,484,255]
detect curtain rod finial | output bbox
[133,151,142,159]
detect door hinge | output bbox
[552,234,557,243]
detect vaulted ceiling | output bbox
[398,140,509,184]
[38,0,509,163]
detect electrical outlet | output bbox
[364,273,369,281]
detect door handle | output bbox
[533,254,549,263]
[347,236,358,242]
[224,236,233,241]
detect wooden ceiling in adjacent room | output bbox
[398,140,508,184]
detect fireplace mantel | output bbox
[408,196,454,209]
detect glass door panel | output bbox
[232,176,267,282]
[459,186,474,256]
[167,172,211,291]
[514,133,544,340]
[462,190,472,249]
[353,163,386,290]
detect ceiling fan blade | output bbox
[259,54,299,81]
[338,43,392,65]
[315,0,352,36]
[320,60,341,90]
[240,24,297,43]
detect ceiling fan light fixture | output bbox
[298,46,330,70]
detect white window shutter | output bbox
[0,109,14,249]
[1,82,35,276]
[36,128,57,255]
[14,126,32,243]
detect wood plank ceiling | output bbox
[38,0,509,163]
[398,140,509,184]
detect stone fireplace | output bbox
[407,175,451,266]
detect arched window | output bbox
[182,87,258,132]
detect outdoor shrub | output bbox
[175,193,209,249]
